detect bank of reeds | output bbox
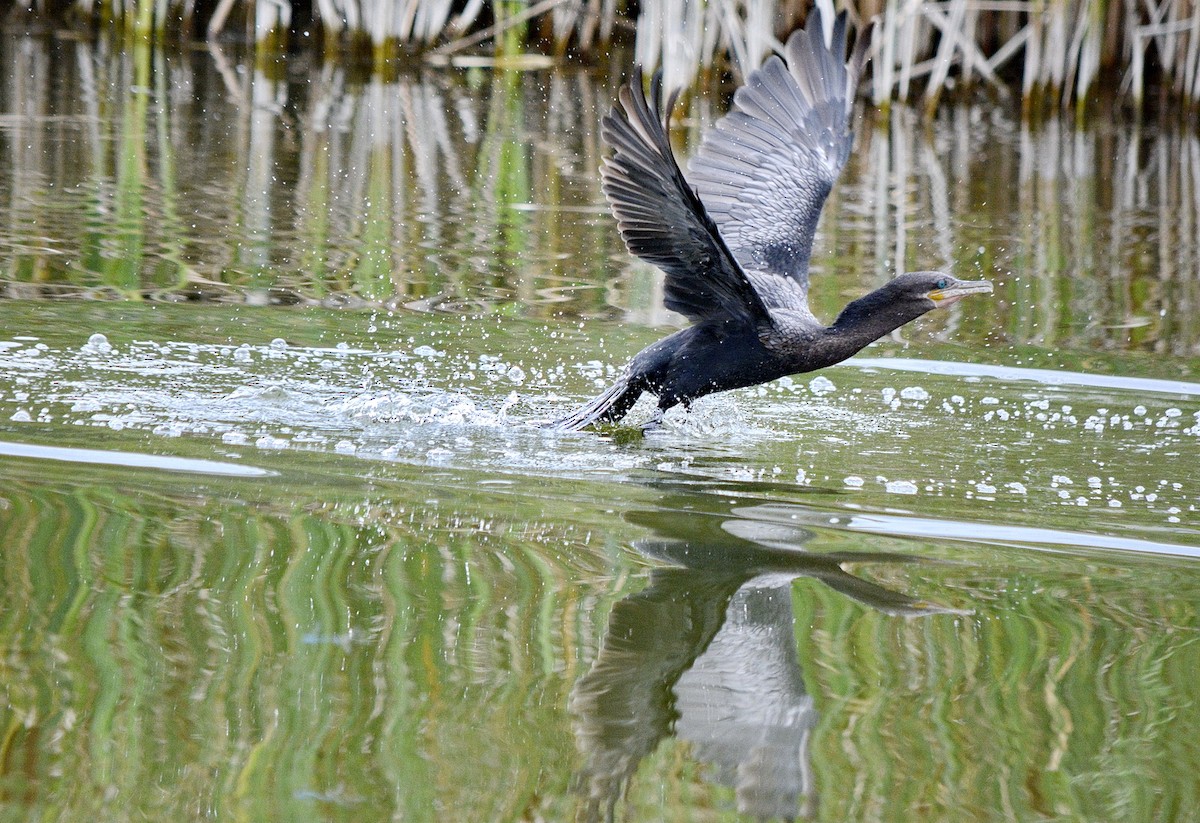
[10,0,1200,107]
[9,0,1200,109]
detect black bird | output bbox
[552,10,993,431]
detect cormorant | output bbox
[551,10,993,431]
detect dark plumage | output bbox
[551,11,992,431]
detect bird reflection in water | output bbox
[570,507,965,822]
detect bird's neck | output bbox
[824,290,925,358]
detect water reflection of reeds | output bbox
[0,471,634,818]
[4,466,1199,820]
[763,99,1200,356]
[785,572,1200,821]
[1,37,1198,353]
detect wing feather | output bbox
[689,10,873,311]
[600,70,770,327]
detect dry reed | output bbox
[27,0,1200,110]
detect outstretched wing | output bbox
[688,10,872,311]
[601,70,770,327]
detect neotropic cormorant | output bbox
[552,10,993,431]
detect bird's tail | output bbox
[548,373,642,431]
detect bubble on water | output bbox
[795,468,808,484]
[899,386,929,401]
[506,366,526,385]
[976,483,997,495]
[9,409,31,422]
[885,479,918,495]
[1165,408,1182,418]
[335,440,356,454]
[843,475,865,488]
[269,338,288,350]
[1006,482,1027,494]
[255,435,289,450]
[1134,404,1147,416]
[981,397,1000,405]
[234,345,253,363]
[222,431,248,445]
[809,376,836,395]
[1108,499,1122,507]
[414,345,444,358]
[82,333,113,355]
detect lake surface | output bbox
[2,34,1200,822]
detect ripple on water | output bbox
[2,336,1198,538]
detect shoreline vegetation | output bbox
[5,0,1200,113]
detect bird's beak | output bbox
[930,279,993,307]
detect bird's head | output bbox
[831,271,993,344]
[893,271,994,309]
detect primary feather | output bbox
[600,72,770,328]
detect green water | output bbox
[2,35,1200,823]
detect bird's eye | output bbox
[935,278,948,290]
